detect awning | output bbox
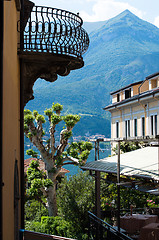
[82,147,159,181]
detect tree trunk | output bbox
[47,182,58,216]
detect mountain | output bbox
[26,10,159,138]
[83,20,106,34]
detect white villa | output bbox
[104,72,159,144]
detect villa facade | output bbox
[104,72,159,145]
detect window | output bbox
[125,120,130,138]
[155,115,157,136]
[117,94,120,102]
[116,122,119,138]
[151,115,153,136]
[151,79,157,89]
[151,115,157,136]
[142,117,145,137]
[134,118,137,137]
[125,89,131,99]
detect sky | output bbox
[32,0,159,27]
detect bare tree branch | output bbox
[50,125,56,157]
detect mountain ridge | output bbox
[26,10,159,138]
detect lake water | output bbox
[24,145,111,177]
[65,148,111,177]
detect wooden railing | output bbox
[19,230,76,240]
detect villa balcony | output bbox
[18,1,89,105]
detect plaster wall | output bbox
[3,1,21,240]
[140,80,149,93]
[110,96,159,140]
[133,84,140,96]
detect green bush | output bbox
[57,171,95,238]
[25,200,48,222]
[25,216,75,238]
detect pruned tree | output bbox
[24,103,92,216]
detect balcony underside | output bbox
[19,51,84,106]
[19,4,89,106]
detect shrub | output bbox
[25,216,75,238]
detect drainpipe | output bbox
[0,0,4,239]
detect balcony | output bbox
[18,2,89,105]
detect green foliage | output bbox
[33,110,38,118]
[68,148,78,159]
[63,114,80,128]
[43,179,53,188]
[25,216,74,238]
[100,179,148,211]
[24,109,32,115]
[57,171,95,237]
[24,124,29,132]
[147,199,159,208]
[24,114,34,125]
[27,186,43,198]
[52,103,63,112]
[63,131,72,140]
[100,173,159,213]
[51,114,62,125]
[36,114,46,123]
[26,149,38,158]
[26,160,50,202]
[66,141,93,164]
[24,103,92,218]
[112,141,144,154]
[25,200,48,222]
[27,132,33,139]
[27,159,39,170]
[31,178,43,189]
[81,141,93,151]
[44,108,53,117]
[79,150,90,161]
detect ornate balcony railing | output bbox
[18,5,89,59]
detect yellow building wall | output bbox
[110,97,159,141]
[120,91,124,101]
[140,80,149,93]
[112,94,117,103]
[133,84,140,96]
[3,1,21,240]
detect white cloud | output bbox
[31,0,145,23]
[80,0,144,22]
[154,16,159,28]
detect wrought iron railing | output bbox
[18,6,89,59]
[88,212,133,240]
